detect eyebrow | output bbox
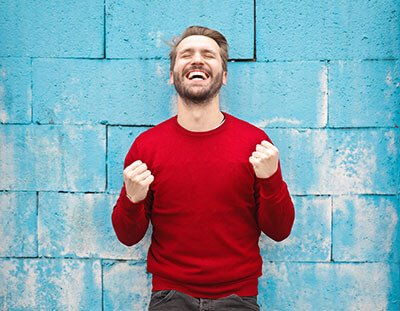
[178,48,217,55]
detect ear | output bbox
[222,71,228,85]
[169,71,174,84]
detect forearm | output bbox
[111,184,150,246]
[256,164,295,242]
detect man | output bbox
[112,26,295,311]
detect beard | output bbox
[172,67,224,105]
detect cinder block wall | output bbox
[0,1,399,310]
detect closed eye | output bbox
[180,53,192,58]
[204,53,215,58]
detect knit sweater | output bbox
[112,111,295,299]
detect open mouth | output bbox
[185,69,210,81]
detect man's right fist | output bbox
[123,160,154,203]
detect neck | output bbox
[176,95,224,132]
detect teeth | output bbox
[187,70,208,80]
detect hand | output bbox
[123,160,154,203]
[249,140,279,179]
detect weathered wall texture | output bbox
[0,1,399,310]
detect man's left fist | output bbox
[249,140,279,179]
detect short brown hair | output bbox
[168,26,229,72]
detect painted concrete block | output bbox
[333,195,399,262]
[266,128,399,195]
[0,58,31,123]
[257,0,399,61]
[260,196,331,261]
[259,262,400,310]
[38,192,151,260]
[330,60,400,128]
[0,192,37,257]
[221,61,328,127]
[32,58,173,125]
[103,261,151,311]
[0,0,103,57]
[108,126,151,192]
[107,0,253,59]
[0,124,105,191]
[0,258,101,310]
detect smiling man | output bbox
[112,26,295,311]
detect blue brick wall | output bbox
[0,1,398,310]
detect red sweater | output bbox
[112,112,295,299]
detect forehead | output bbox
[176,35,220,53]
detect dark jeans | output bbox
[148,289,260,311]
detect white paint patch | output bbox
[0,129,16,187]
[342,196,398,261]
[384,130,397,156]
[0,68,6,78]
[254,117,302,128]
[54,103,62,115]
[30,132,64,189]
[0,110,7,123]
[105,262,150,310]
[385,70,392,86]
[0,85,4,100]
[318,65,328,127]
[148,31,164,48]
[27,85,32,105]
[334,138,376,193]
[263,262,289,283]
[0,193,17,254]
[339,263,389,310]
[338,60,345,72]
[312,130,330,194]
[20,261,39,308]
[51,260,86,311]
[0,85,7,123]
[155,62,166,78]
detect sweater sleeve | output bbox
[254,136,295,242]
[111,140,153,246]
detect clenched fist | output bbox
[123,160,154,203]
[249,140,279,179]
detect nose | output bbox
[191,52,204,65]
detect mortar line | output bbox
[36,191,39,257]
[101,259,104,311]
[330,195,333,262]
[9,122,395,130]
[105,125,108,191]
[326,60,330,127]
[103,0,107,59]
[30,58,33,124]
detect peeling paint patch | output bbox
[39,192,151,259]
[260,262,397,310]
[103,261,151,310]
[333,195,399,262]
[0,259,101,310]
[318,65,328,127]
[260,196,331,261]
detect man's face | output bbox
[170,35,227,104]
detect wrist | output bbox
[126,193,137,203]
